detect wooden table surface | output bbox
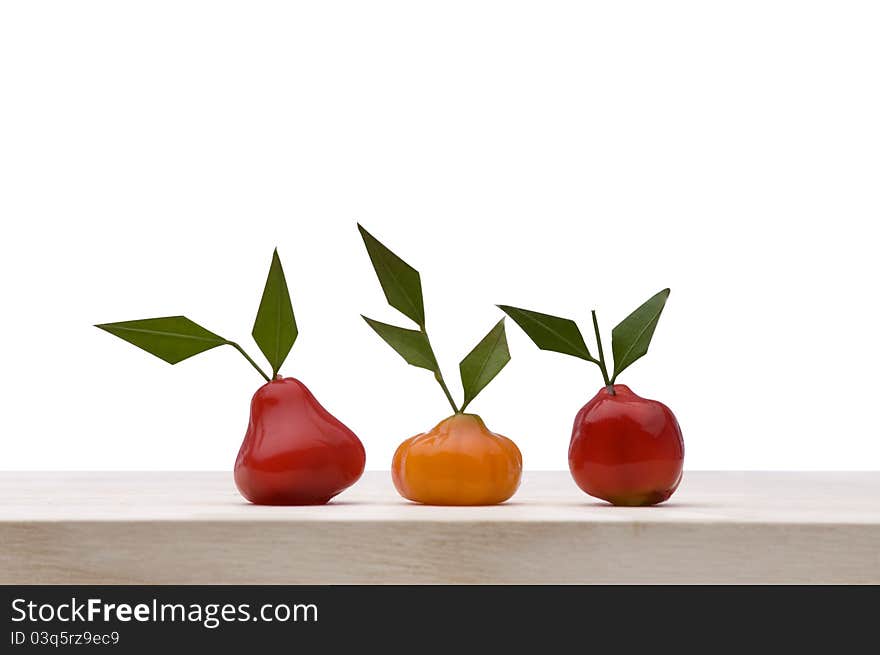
[2,471,878,584]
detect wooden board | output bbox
[1,471,878,584]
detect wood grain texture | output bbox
[1,471,878,584]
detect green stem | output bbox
[421,326,460,414]
[436,371,461,414]
[227,341,271,382]
[591,310,613,393]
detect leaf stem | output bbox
[591,310,613,392]
[227,341,271,382]
[421,326,461,414]
[436,371,461,414]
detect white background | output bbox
[1,2,878,471]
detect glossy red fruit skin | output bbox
[234,377,365,505]
[569,384,683,506]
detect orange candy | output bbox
[392,414,522,505]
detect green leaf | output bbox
[497,305,593,361]
[611,288,671,381]
[358,224,426,326]
[95,316,226,364]
[459,319,510,411]
[362,316,438,371]
[252,249,297,376]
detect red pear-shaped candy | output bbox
[234,377,365,505]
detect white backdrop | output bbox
[1,1,878,471]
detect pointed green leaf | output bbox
[459,319,510,410]
[497,305,593,361]
[252,249,297,376]
[611,288,671,381]
[95,316,226,364]
[362,316,438,371]
[358,224,425,326]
